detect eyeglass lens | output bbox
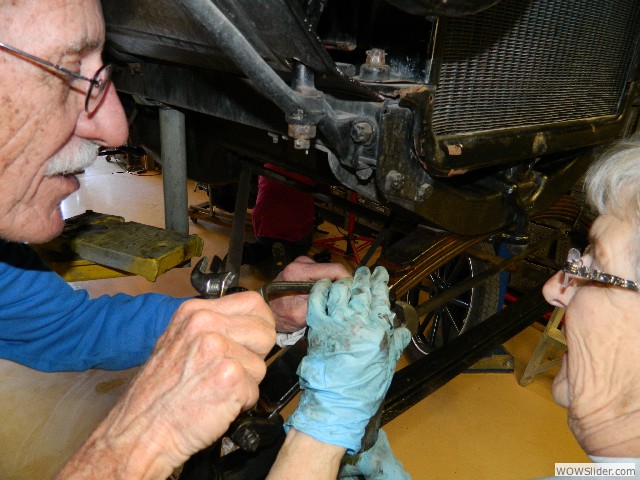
[85,64,113,113]
[562,247,583,288]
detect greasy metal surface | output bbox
[102,0,379,99]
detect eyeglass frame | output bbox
[0,40,112,114]
[563,246,640,292]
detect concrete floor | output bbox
[0,158,589,479]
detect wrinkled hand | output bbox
[58,292,276,479]
[339,429,411,479]
[285,266,411,454]
[269,256,351,333]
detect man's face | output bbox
[0,0,128,243]
[543,213,640,454]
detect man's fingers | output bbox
[169,293,276,358]
[278,257,352,283]
[195,332,268,385]
[191,291,274,320]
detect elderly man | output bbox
[543,138,640,466]
[0,0,410,478]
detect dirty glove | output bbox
[339,429,411,479]
[285,266,412,454]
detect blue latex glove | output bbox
[338,429,411,479]
[284,266,412,454]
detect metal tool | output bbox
[259,280,316,303]
[190,256,237,299]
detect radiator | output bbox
[432,0,640,136]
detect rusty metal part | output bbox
[190,256,237,299]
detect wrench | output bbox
[190,256,237,299]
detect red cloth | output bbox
[251,165,315,242]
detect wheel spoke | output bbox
[449,297,470,309]
[446,257,466,281]
[442,305,462,334]
[426,313,441,346]
[403,245,499,361]
[417,311,435,336]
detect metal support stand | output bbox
[313,191,375,264]
[466,346,514,373]
[224,166,252,286]
[159,107,189,235]
[519,307,567,386]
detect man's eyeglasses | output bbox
[0,41,112,114]
[562,246,640,292]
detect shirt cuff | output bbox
[276,328,305,347]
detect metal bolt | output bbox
[293,138,310,150]
[288,124,316,150]
[416,183,433,202]
[356,167,374,181]
[351,122,374,144]
[385,170,405,192]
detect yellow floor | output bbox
[0,158,588,478]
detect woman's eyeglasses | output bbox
[562,246,639,292]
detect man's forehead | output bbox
[11,0,104,54]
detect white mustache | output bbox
[45,139,99,176]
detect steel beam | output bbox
[159,107,189,235]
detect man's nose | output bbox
[73,82,129,147]
[542,270,576,308]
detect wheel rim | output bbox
[408,255,476,355]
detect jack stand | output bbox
[519,307,566,386]
[313,191,375,264]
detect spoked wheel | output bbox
[406,242,501,359]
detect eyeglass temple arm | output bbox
[0,41,91,84]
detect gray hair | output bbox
[585,135,640,219]
[585,135,640,279]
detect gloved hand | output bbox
[338,429,411,479]
[284,266,412,454]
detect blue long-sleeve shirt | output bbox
[0,241,187,372]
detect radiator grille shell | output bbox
[432,0,640,136]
